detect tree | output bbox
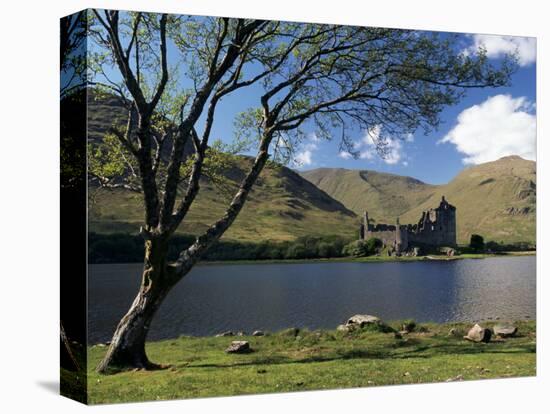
[470,234,485,252]
[365,237,383,254]
[87,10,516,373]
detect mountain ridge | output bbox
[301,156,536,245]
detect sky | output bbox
[89,16,537,185]
[285,34,536,184]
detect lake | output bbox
[88,256,535,344]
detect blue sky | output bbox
[89,17,537,185]
[209,33,536,184]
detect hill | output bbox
[87,91,358,242]
[300,168,435,223]
[301,156,536,245]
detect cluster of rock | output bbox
[218,316,518,355]
[463,323,518,343]
[218,330,265,354]
[337,314,385,332]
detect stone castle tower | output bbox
[360,196,456,253]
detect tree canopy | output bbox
[88,12,515,266]
[83,10,517,373]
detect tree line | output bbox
[89,233,353,263]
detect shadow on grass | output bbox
[187,339,535,370]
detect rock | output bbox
[464,324,492,343]
[394,332,403,339]
[448,328,458,336]
[236,331,246,336]
[252,330,264,336]
[446,374,464,382]
[225,341,251,354]
[215,331,234,337]
[346,314,382,328]
[337,324,350,332]
[493,324,518,338]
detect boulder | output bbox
[464,324,492,343]
[337,324,350,332]
[225,341,251,354]
[252,330,265,336]
[493,324,518,338]
[346,314,382,328]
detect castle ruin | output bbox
[360,196,457,254]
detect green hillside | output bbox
[90,159,358,242]
[87,91,358,242]
[400,156,536,245]
[300,168,435,223]
[301,156,536,245]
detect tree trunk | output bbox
[96,237,175,373]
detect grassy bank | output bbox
[87,320,536,404]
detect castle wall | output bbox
[365,227,409,253]
[365,230,397,247]
[361,196,456,251]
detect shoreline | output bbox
[197,250,535,266]
[90,317,536,345]
[90,250,535,267]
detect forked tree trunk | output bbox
[97,136,272,374]
[96,238,177,373]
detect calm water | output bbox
[88,256,535,344]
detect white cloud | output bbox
[465,35,536,67]
[308,132,321,142]
[295,148,314,166]
[338,151,353,160]
[357,125,407,165]
[293,140,318,167]
[440,94,536,164]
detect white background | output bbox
[0,0,547,412]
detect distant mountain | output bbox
[301,156,536,245]
[300,168,435,223]
[87,91,358,242]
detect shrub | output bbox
[469,234,485,252]
[401,319,417,332]
[342,240,369,257]
[365,237,383,254]
[342,238,382,257]
[317,242,337,258]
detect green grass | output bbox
[86,320,536,404]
